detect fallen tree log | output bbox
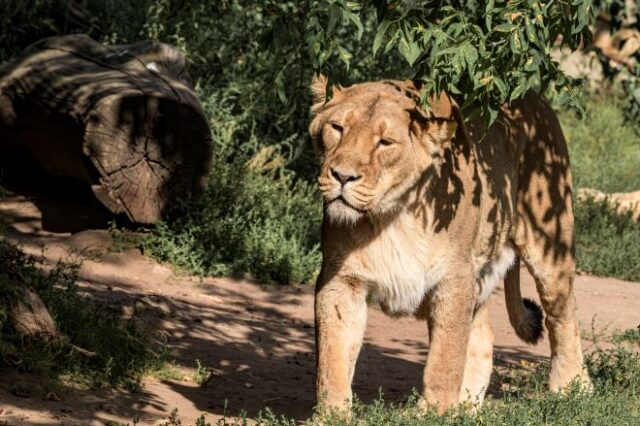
[578,188,640,222]
[0,34,212,224]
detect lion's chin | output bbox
[325,199,365,226]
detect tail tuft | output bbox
[515,298,544,344]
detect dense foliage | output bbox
[267,0,593,124]
[142,91,322,284]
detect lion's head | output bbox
[309,76,458,225]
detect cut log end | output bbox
[0,35,212,224]
[85,95,212,223]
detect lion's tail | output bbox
[504,256,544,344]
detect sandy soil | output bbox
[0,194,638,425]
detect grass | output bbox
[192,359,213,386]
[561,95,640,282]
[152,337,640,425]
[561,95,640,193]
[574,197,640,281]
[0,239,163,390]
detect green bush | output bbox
[142,90,322,284]
[0,239,162,389]
[561,95,640,193]
[574,197,640,282]
[560,95,640,282]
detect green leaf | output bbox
[336,45,352,71]
[327,5,342,35]
[373,19,392,55]
[274,70,286,104]
[494,23,516,32]
[510,82,527,102]
[463,44,478,73]
[399,35,421,66]
[494,77,508,99]
[344,9,364,39]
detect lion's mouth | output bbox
[327,196,367,213]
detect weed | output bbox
[154,362,185,382]
[613,328,640,345]
[193,359,213,386]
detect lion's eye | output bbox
[331,122,343,133]
[378,138,394,147]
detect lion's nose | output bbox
[330,167,361,186]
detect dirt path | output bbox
[1,194,639,425]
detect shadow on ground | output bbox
[3,192,638,425]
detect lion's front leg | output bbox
[420,275,475,413]
[315,275,368,414]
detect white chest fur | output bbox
[349,219,515,317]
[352,219,448,317]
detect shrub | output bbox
[142,90,322,285]
[561,95,640,193]
[574,197,640,282]
[0,239,162,389]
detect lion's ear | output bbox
[410,92,458,146]
[310,74,341,113]
[311,74,329,104]
[428,92,454,119]
[426,93,457,144]
[426,119,457,145]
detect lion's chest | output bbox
[346,221,516,317]
[351,223,448,317]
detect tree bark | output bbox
[0,34,212,224]
[9,285,58,339]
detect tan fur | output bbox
[309,76,591,414]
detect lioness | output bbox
[309,76,590,414]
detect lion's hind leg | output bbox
[511,96,591,392]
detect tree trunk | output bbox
[0,34,212,224]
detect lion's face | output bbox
[309,77,457,225]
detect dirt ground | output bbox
[0,194,639,426]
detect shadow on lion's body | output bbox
[309,77,590,413]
